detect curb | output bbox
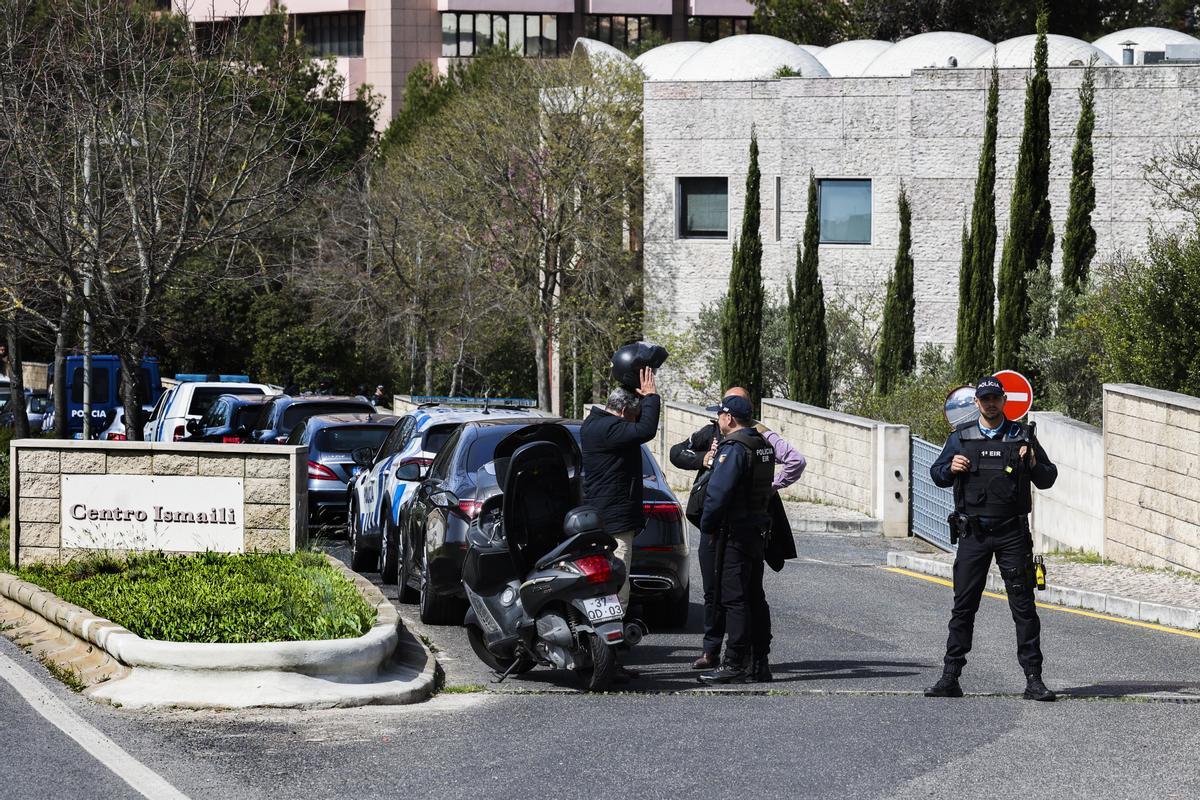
[0,554,438,709]
[886,552,1200,631]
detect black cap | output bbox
[707,395,754,421]
[975,376,1005,398]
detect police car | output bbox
[345,400,547,574]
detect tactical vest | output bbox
[955,421,1033,518]
[718,427,776,528]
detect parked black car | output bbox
[389,418,689,627]
[183,394,270,443]
[249,395,376,444]
[287,413,398,527]
[0,390,49,430]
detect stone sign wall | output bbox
[9,440,307,567]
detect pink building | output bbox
[173,0,753,127]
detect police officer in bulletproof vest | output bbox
[924,376,1059,702]
[696,395,776,685]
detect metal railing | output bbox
[911,437,956,552]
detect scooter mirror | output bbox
[944,385,979,428]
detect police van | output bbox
[57,355,164,438]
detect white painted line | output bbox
[0,653,192,800]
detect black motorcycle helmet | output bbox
[610,341,669,389]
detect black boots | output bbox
[752,657,772,683]
[1024,674,1057,702]
[924,673,964,698]
[698,662,752,685]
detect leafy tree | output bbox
[753,0,854,45]
[1060,59,1098,318]
[996,9,1052,372]
[955,65,999,382]
[876,186,915,394]
[720,132,765,408]
[786,171,830,406]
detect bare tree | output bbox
[0,1,351,437]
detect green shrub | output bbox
[0,426,12,515]
[0,518,9,571]
[15,551,375,643]
[848,346,955,445]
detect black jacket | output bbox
[669,420,719,487]
[580,394,662,534]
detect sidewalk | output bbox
[889,547,1200,632]
[676,491,882,536]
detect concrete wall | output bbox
[1103,384,1200,572]
[1028,411,1104,555]
[644,65,1199,349]
[654,399,910,536]
[9,440,307,567]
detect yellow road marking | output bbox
[882,566,1200,640]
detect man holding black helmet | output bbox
[696,394,776,685]
[925,376,1058,702]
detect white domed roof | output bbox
[671,34,830,81]
[968,34,1116,68]
[816,39,892,77]
[635,41,708,80]
[571,37,633,70]
[798,44,826,55]
[861,31,993,76]
[1092,26,1200,62]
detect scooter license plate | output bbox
[581,594,623,623]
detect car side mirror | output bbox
[429,489,459,509]
[352,447,375,468]
[186,418,201,434]
[395,461,427,482]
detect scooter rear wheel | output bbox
[574,633,617,692]
[465,624,534,675]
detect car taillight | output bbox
[221,436,242,444]
[274,436,289,444]
[572,554,612,585]
[172,425,185,442]
[457,499,483,520]
[307,460,340,481]
[109,433,127,441]
[642,500,682,522]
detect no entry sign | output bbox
[993,370,1033,420]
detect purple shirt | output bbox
[762,429,806,491]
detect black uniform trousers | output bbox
[943,518,1043,677]
[701,527,771,666]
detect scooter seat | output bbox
[534,530,615,571]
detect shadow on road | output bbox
[764,659,930,684]
[1059,681,1200,699]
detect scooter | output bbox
[460,427,638,691]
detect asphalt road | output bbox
[3,532,1199,800]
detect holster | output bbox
[946,512,980,544]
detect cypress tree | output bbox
[955,64,999,383]
[1060,59,1097,319]
[995,8,1052,371]
[786,170,829,406]
[720,130,764,408]
[876,185,915,395]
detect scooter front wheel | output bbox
[574,633,618,692]
[465,624,534,675]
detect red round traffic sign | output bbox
[993,370,1033,420]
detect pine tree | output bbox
[786,170,829,406]
[876,186,915,395]
[720,131,764,408]
[955,64,999,383]
[995,8,1052,371]
[1060,59,1097,320]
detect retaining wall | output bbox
[1103,384,1200,572]
[1028,411,1105,555]
[9,440,306,567]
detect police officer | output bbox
[924,376,1059,702]
[696,395,776,685]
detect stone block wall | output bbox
[9,440,307,567]
[1028,411,1105,555]
[1103,385,1200,572]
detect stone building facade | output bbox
[643,64,1200,349]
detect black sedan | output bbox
[388,418,688,627]
[183,394,269,443]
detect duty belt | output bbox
[976,516,1024,536]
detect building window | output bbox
[440,13,571,58]
[583,15,661,51]
[687,17,749,43]
[677,177,728,239]
[296,12,364,58]
[818,179,872,245]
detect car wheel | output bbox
[397,527,419,604]
[419,551,464,625]
[378,516,399,585]
[348,515,377,573]
[655,583,691,630]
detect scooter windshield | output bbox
[473,458,509,544]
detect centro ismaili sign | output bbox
[61,475,245,553]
